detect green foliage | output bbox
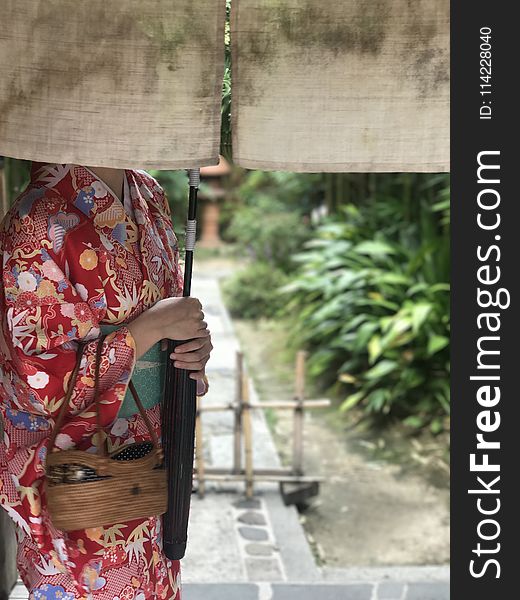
[147,170,189,243]
[225,195,311,272]
[281,177,450,432]
[221,261,290,319]
[222,169,324,272]
[3,158,31,205]
[236,169,323,215]
[221,0,232,160]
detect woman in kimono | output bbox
[0,162,212,599]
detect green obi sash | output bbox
[100,323,166,418]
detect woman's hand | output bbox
[169,334,213,382]
[128,297,211,363]
[149,297,208,341]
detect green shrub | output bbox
[4,158,31,205]
[224,195,311,273]
[281,185,450,433]
[221,262,290,319]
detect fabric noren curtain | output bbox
[1,1,449,173]
[0,0,226,169]
[231,0,449,172]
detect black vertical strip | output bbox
[452,3,517,598]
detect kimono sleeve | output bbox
[137,171,184,295]
[1,245,137,549]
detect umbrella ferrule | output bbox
[185,219,197,251]
[188,168,200,188]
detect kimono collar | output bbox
[31,161,132,208]
[30,161,153,230]
[29,162,164,285]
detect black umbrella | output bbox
[162,168,200,560]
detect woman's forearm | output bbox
[127,310,161,359]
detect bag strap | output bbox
[93,333,109,458]
[48,334,162,456]
[48,339,89,452]
[128,380,162,451]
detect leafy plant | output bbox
[3,158,31,206]
[221,0,232,159]
[221,261,290,319]
[280,179,450,432]
[225,195,311,272]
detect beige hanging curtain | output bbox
[231,0,449,172]
[0,0,226,169]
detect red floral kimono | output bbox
[0,163,185,599]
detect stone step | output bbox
[183,582,449,600]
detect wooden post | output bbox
[197,472,323,484]
[292,351,306,475]
[200,399,329,412]
[242,372,254,499]
[195,396,206,498]
[233,352,243,474]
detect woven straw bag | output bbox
[45,334,167,531]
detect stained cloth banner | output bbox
[231,0,450,172]
[0,1,226,169]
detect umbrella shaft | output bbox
[162,169,200,560]
[183,183,198,296]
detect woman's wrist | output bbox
[127,310,162,359]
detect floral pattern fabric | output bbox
[0,163,185,599]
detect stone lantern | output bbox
[198,155,231,249]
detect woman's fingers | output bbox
[181,315,208,336]
[171,352,210,370]
[196,377,209,395]
[191,370,207,381]
[186,323,209,338]
[166,299,212,371]
[174,363,205,371]
[173,335,212,354]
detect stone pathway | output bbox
[10,260,450,599]
[181,264,317,584]
[182,262,450,598]
[181,580,450,600]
